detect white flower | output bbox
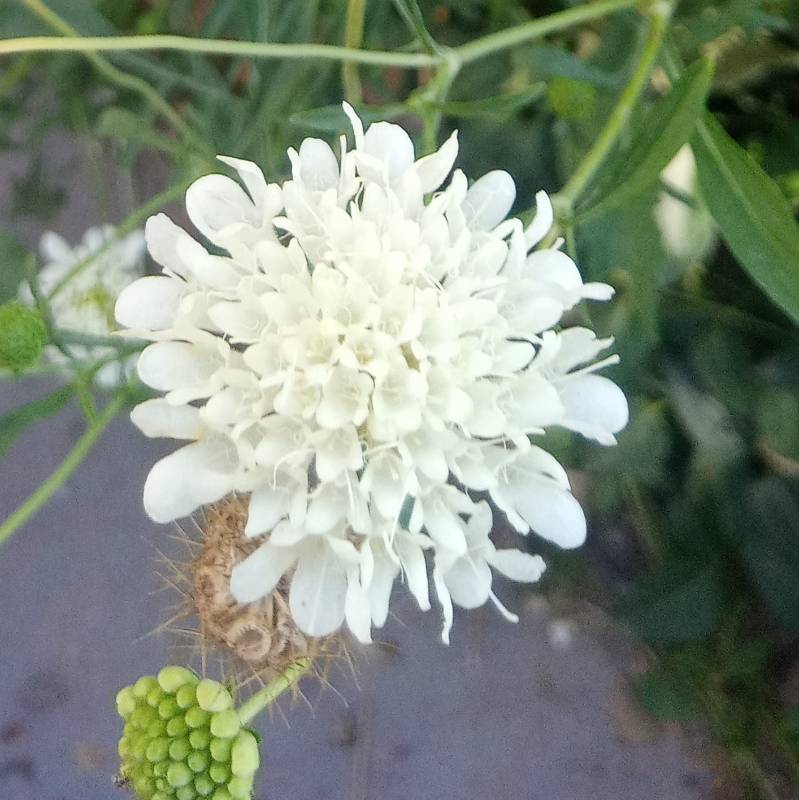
[117,104,628,644]
[20,225,145,386]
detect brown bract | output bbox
[191,495,329,681]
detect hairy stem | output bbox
[237,659,312,725]
[0,391,126,548]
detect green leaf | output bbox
[431,85,546,120]
[757,390,799,462]
[0,232,27,305]
[517,44,622,89]
[581,58,713,219]
[692,112,799,325]
[96,107,181,155]
[289,104,405,134]
[636,669,699,721]
[739,479,799,634]
[626,560,724,644]
[0,385,75,458]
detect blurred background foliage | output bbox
[1,0,799,796]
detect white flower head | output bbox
[21,225,146,386]
[117,104,628,644]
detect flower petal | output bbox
[414,130,458,193]
[230,541,299,603]
[143,438,238,523]
[513,479,586,549]
[115,276,184,331]
[558,374,629,445]
[289,543,348,637]
[130,399,202,439]
[463,170,515,231]
[487,549,546,582]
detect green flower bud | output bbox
[166,715,189,737]
[194,774,216,797]
[169,736,191,762]
[209,737,232,763]
[158,666,197,694]
[176,786,196,800]
[196,679,233,713]
[211,789,232,800]
[208,762,230,785]
[188,750,210,773]
[190,728,211,751]
[147,687,165,707]
[0,302,46,372]
[145,737,169,763]
[176,684,197,709]
[133,677,159,699]
[167,761,193,788]
[227,775,254,799]
[230,732,259,777]
[158,697,180,720]
[116,687,137,719]
[210,711,240,739]
[185,706,211,729]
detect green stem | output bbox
[0,391,126,548]
[342,0,367,104]
[559,3,671,206]
[54,328,146,351]
[48,181,188,300]
[0,33,438,67]
[455,0,641,64]
[4,0,641,70]
[18,0,201,150]
[237,659,311,725]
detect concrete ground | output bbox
[0,134,715,800]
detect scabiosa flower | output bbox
[116,104,628,644]
[20,225,145,386]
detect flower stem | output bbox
[342,0,368,104]
[3,0,641,71]
[236,659,312,725]
[0,391,126,548]
[17,0,202,151]
[558,2,671,206]
[455,0,641,64]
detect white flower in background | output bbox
[655,144,716,261]
[116,104,628,644]
[20,225,146,387]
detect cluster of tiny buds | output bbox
[0,301,47,373]
[116,666,259,800]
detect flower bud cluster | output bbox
[0,301,46,372]
[116,667,259,800]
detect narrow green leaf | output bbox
[289,104,405,134]
[431,84,546,119]
[0,385,75,458]
[517,44,622,89]
[692,113,799,324]
[580,58,713,219]
[390,0,439,55]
